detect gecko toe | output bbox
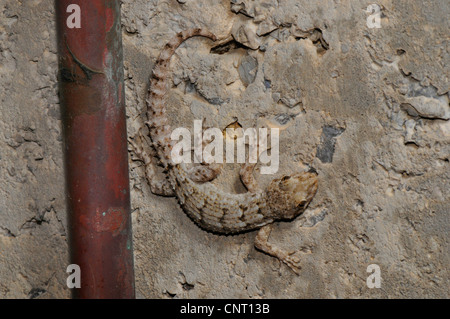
[283,254,302,274]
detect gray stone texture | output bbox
[0,0,448,298]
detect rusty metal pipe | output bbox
[56,0,135,298]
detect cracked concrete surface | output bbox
[1,0,449,298]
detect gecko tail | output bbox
[146,28,217,164]
[147,28,217,113]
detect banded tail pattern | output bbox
[145,28,217,166]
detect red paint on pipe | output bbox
[56,0,135,298]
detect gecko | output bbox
[129,28,318,274]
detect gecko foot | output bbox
[254,224,302,275]
[280,252,302,275]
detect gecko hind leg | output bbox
[128,129,175,197]
[187,118,222,183]
[187,163,222,183]
[240,128,270,192]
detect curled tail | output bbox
[146,29,217,165]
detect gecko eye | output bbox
[297,201,306,209]
[281,176,291,181]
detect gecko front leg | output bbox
[187,118,222,183]
[240,157,302,274]
[254,225,302,274]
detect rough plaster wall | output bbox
[0,0,68,298]
[0,0,448,298]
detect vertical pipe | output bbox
[56,1,135,298]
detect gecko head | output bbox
[265,172,318,220]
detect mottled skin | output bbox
[170,165,318,234]
[130,29,318,273]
